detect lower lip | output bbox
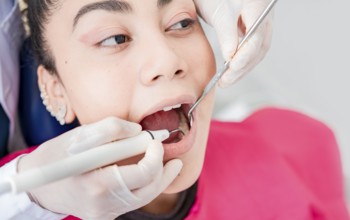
[162,111,197,161]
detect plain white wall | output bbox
[206,0,350,202]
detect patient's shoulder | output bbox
[245,107,338,156]
[211,107,337,148]
[211,107,343,193]
[212,108,342,195]
[247,107,334,136]
[209,107,341,179]
[206,108,348,219]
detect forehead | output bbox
[51,0,193,29]
[72,0,174,27]
[55,0,187,16]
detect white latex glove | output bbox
[18,117,182,219]
[194,0,273,87]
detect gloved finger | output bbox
[213,16,240,60]
[88,164,141,207]
[132,159,183,204]
[90,165,163,216]
[232,19,273,76]
[219,28,265,87]
[226,41,266,86]
[67,117,142,154]
[240,0,271,28]
[261,18,273,54]
[235,15,273,78]
[218,4,273,88]
[118,140,164,190]
[210,1,241,60]
[84,141,164,208]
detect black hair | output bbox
[26,0,61,74]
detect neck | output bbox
[140,193,180,215]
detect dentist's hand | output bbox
[17,117,182,219]
[194,0,273,87]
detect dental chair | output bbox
[18,38,78,147]
[0,105,9,157]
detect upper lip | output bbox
[138,94,196,123]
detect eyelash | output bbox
[99,18,197,48]
[167,18,197,31]
[100,35,131,47]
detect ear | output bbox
[37,65,76,125]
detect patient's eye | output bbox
[168,18,196,31]
[100,34,131,47]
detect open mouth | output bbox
[140,104,192,144]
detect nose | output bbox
[138,34,187,86]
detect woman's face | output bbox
[40,0,216,193]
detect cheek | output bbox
[58,62,135,124]
[181,33,216,85]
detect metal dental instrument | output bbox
[0,129,180,195]
[169,128,185,136]
[187,0,278,125]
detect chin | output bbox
[162,160,203,194]
[163,99,213,195]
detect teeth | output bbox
[163,104,181,112]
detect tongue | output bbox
[140,109,180,131]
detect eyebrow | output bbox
[73,0,174,29]
[157,0,173,8]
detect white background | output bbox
[206,0,350,202]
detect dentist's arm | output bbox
[194,0,273,87]
[0,117,182,220]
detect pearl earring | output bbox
[39,84,66,126]
[56,104,67,126]
[39,84,53,115]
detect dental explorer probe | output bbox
[187,0,279,125]
[0,129,180,195]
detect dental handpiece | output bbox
[0,130,170,195]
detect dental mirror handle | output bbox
[187,0,278,121]
[0,130,169,195]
